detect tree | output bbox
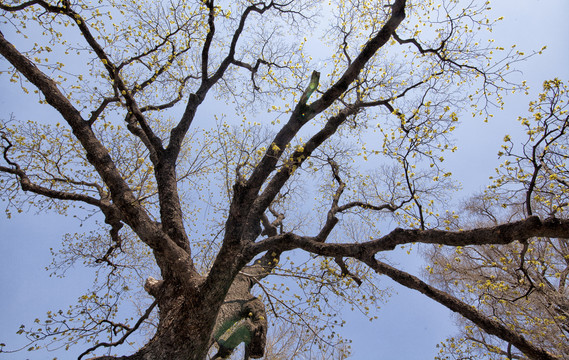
[0,0,566,359]
[425,79,569,359]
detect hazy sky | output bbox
[1,1,568,359]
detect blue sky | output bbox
[1,1,568,359]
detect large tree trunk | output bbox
[86,267,268,360]
[103,277,218,360]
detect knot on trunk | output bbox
[144,276,164,298]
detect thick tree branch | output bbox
[200,0,216,81]
[3,0,165,161]
[308,0,406,115]
[167,1,274,162]
[247,216,569,259]
[0,30,197,282]
[230,58,277,91]
[361,256,560,360]
[241,0,407,213]
[0,0,59,12]
[246,105,360,246]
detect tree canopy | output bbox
[0,0,567,359]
